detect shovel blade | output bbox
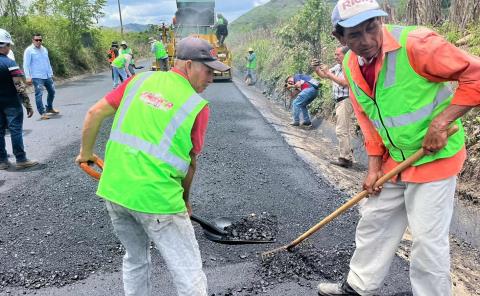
[203,229,275,245]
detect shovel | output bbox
[261,125,459,260]
[191,215,276,245]
[79,157,274,245]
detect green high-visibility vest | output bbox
[97,71,208,214]
[111,54,127,69]
[154,41,167,59]
[120,47,134,64]
[246,52,256,69]
[343,25,464,166]
[217,18,225,25]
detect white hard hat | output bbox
[0,29,14,45]
[120,40,127,45]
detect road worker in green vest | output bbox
[317,1,480,296]
[119,40,135,76]
[75,37,230,296]
[245,47,256,85]
[149,37,169,71]
[111,53,132,89]
[215,13,228,46]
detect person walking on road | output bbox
[0,29,38,170]
[284,73,319,127]
[119,40,136,77]
[23,33,58,120]
[245,48,257,85]
[111,53,132,89]
[149,37,169,71]
[107,41,119,81]
[312,46,354,168]
[317,1,480,295]
[75,37,230,296]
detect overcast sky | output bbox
[99,0,270,27]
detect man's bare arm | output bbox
[182,152,197,216]
[75,98,116,163]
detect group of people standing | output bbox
[108,40,136,89]
[108,37,170,89]
[0,30,59,170]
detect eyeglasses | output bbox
[34,39,43,42]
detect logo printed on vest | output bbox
[210,48,217,58]
[140,92,174,111]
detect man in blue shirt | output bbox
[0,29,38,170]
[23,33,58,120]
[284,74,320,126]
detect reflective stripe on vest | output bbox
[384,26,403,88]
[108,72,203,174]
[371,84,453,129]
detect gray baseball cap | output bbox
[176,37,230,72]
[332,0,387,28]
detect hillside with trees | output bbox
[0,0,150,77]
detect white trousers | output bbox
[347,177,456,296]
[335,98,354,160]
[105,201,208,296]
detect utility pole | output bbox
[117,0,124,37]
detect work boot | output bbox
[46,108,60,115]
[16,159,39,169]
[330,157,353,168]
[0,161,10,170]
[302,121,312,127]
[317,281,360,296]
[40,113,50,120]
[289,121,300,126]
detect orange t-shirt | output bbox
[347,26,480,183]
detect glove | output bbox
[310,58,321,67]
[26,108,34,118]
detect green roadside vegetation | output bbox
[0,0,151,78]
[230,0,480,197]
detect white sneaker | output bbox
[317,282,360,296]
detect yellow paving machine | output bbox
[152,0,232,80]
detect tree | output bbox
[406,0,442,25]
[449,0,480,31]
[0,0,23,25]
[276,0,332,70]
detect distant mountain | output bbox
[108,23,150,33]
[230,0,307,34]
[230,0,401,35]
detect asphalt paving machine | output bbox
[152,0,232,80]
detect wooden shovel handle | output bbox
[79,155,104,181]
[286,125,459,250]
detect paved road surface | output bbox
[0,67,411,295]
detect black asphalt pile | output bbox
[260,242,352,282]
[227,242,355,294]
[0,120,122,291]
[224,212,277,241]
